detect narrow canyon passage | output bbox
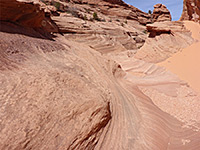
[1,0,200,149]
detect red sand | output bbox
[158,21,200,94]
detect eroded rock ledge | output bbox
[0,0,58,33]
[135,21,194,63]
[152,3,172,22]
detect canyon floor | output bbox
[0,0,200,150]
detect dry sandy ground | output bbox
[158,21,200,94]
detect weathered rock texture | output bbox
[135,21,194,63]
[48,0,151,53]
[180,0,200,23]
[0,0,58,33]
[103,0,125,5]
[152,4,172,22]
[1,0,200,150]
[0,26,114,149]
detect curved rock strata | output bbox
[0,0,200,150]
[135,21,194,63]
[0,26,114,149]
[1,25,200,149]
[0,0,58,33]
[152,4,172,22]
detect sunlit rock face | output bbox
[0,0,200,150]
[0,0,58,33]
[152,4,172,22]
[180,0,200,23]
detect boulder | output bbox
[152,4,172,22]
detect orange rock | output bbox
[1,0,200,150]
[152,4,172,22]
[0,0,58,33]
[180,0,200,23]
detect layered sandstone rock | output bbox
[103,0,125,5]
[45,0,151,25]
[146,23,172,37]
[1,24,200,150]
[152,4,172,22]
[0,27,114,149]
[135,21,194,63]
[180,0,200,23]
[47,0,150,53]
[0,0,58,33]
[1,0,200,150]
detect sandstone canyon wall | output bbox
[0,0,58,33]
[0,0,200,150]
[180,0,200,23]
